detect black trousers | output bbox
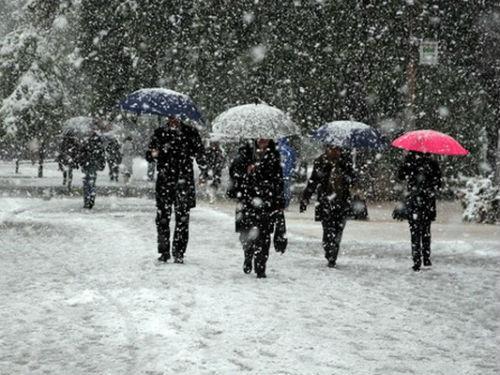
[156,199,190,258]
[408,216,431,264]
[239,224,273,275]
[321,218,346,262]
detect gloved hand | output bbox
[299,200,308,213]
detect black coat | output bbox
[301,154,355,223]
[397,153,442,221]
[146,124,206,209]
[56,135,81,169]
[79,132,106,173]
[228,141,285,232]
[105,137,122,165]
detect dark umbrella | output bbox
[119,88,205,126]
[311,121,386,150]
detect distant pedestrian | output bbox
[105,136,122,182]
[146,116,207,264]
[56,129,81,191]
[299,146,355,268]
[79,125,106,209]
[200,140,225,203]
[227,139,285,278]
[121,136,134,184]
[397,151,442,271]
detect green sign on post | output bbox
[419,40,439,65]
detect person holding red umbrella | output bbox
[397,151,442,271]
[393,129,469,271]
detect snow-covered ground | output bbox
[0,196,498,375]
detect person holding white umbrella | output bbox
[216,103,298,278]
[227,138,285,278]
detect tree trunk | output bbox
[38,144,44,178]
[496,128,500,184]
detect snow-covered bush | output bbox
[459,176,500,224]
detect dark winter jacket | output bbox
[228,140,285,232]
[105,137,122,165]
[397,153,442,221]
[79,132,106,174]
[146,124,206,209]
[56,134,81,169]
[301,153,355,223]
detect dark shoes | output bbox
[256,272,267,279]
[158,253,170,262]
[243,257,252,274]
[327,260,336,268]
[423,258,432,267]
[174,257,184,264]
[412,264,421,271]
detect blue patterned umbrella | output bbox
[120,88,205,126]
[311,121,386,149]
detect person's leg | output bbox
[62,167,67,186]
[67,167,73,191]
[82,173,90,207]
[330,218,346,264]
[422,219,432,266]
[254,225,272,278]
[408,216,422,270]
[322,219,346,267]
[156,201,172,261]
[147,161,155,181]
[88,173,97,207]
[172,203,190,262]
[239,230,254,274]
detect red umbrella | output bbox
[391,129,469,155]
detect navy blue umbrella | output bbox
[120,88,205,126]
[311,121,386,149]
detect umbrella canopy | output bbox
[311,121,386,149]
[119,88,205,125]
[212,103,300,139]
[391,129,469,155]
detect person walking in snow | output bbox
[121,136,134,184]
[227,138,285,278]
[299,146,355,268]
[146,116,207,264]
[79,125,106,209]
[199,140,225,203]
[397,151,442,271]
[56,129,81,191]
[105,135,122,182]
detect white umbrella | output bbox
[62,116,94,137]
[212,103,300,139]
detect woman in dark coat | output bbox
[228,139,285,278]
[397,151,442,271]
[299,146,355,268]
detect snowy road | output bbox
[0,197,498,375]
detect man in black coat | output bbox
[228,139,285,278]
[300,146,355,268]
[146,117,206,263]
[79,129,106,209]
[397,151,442,271]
